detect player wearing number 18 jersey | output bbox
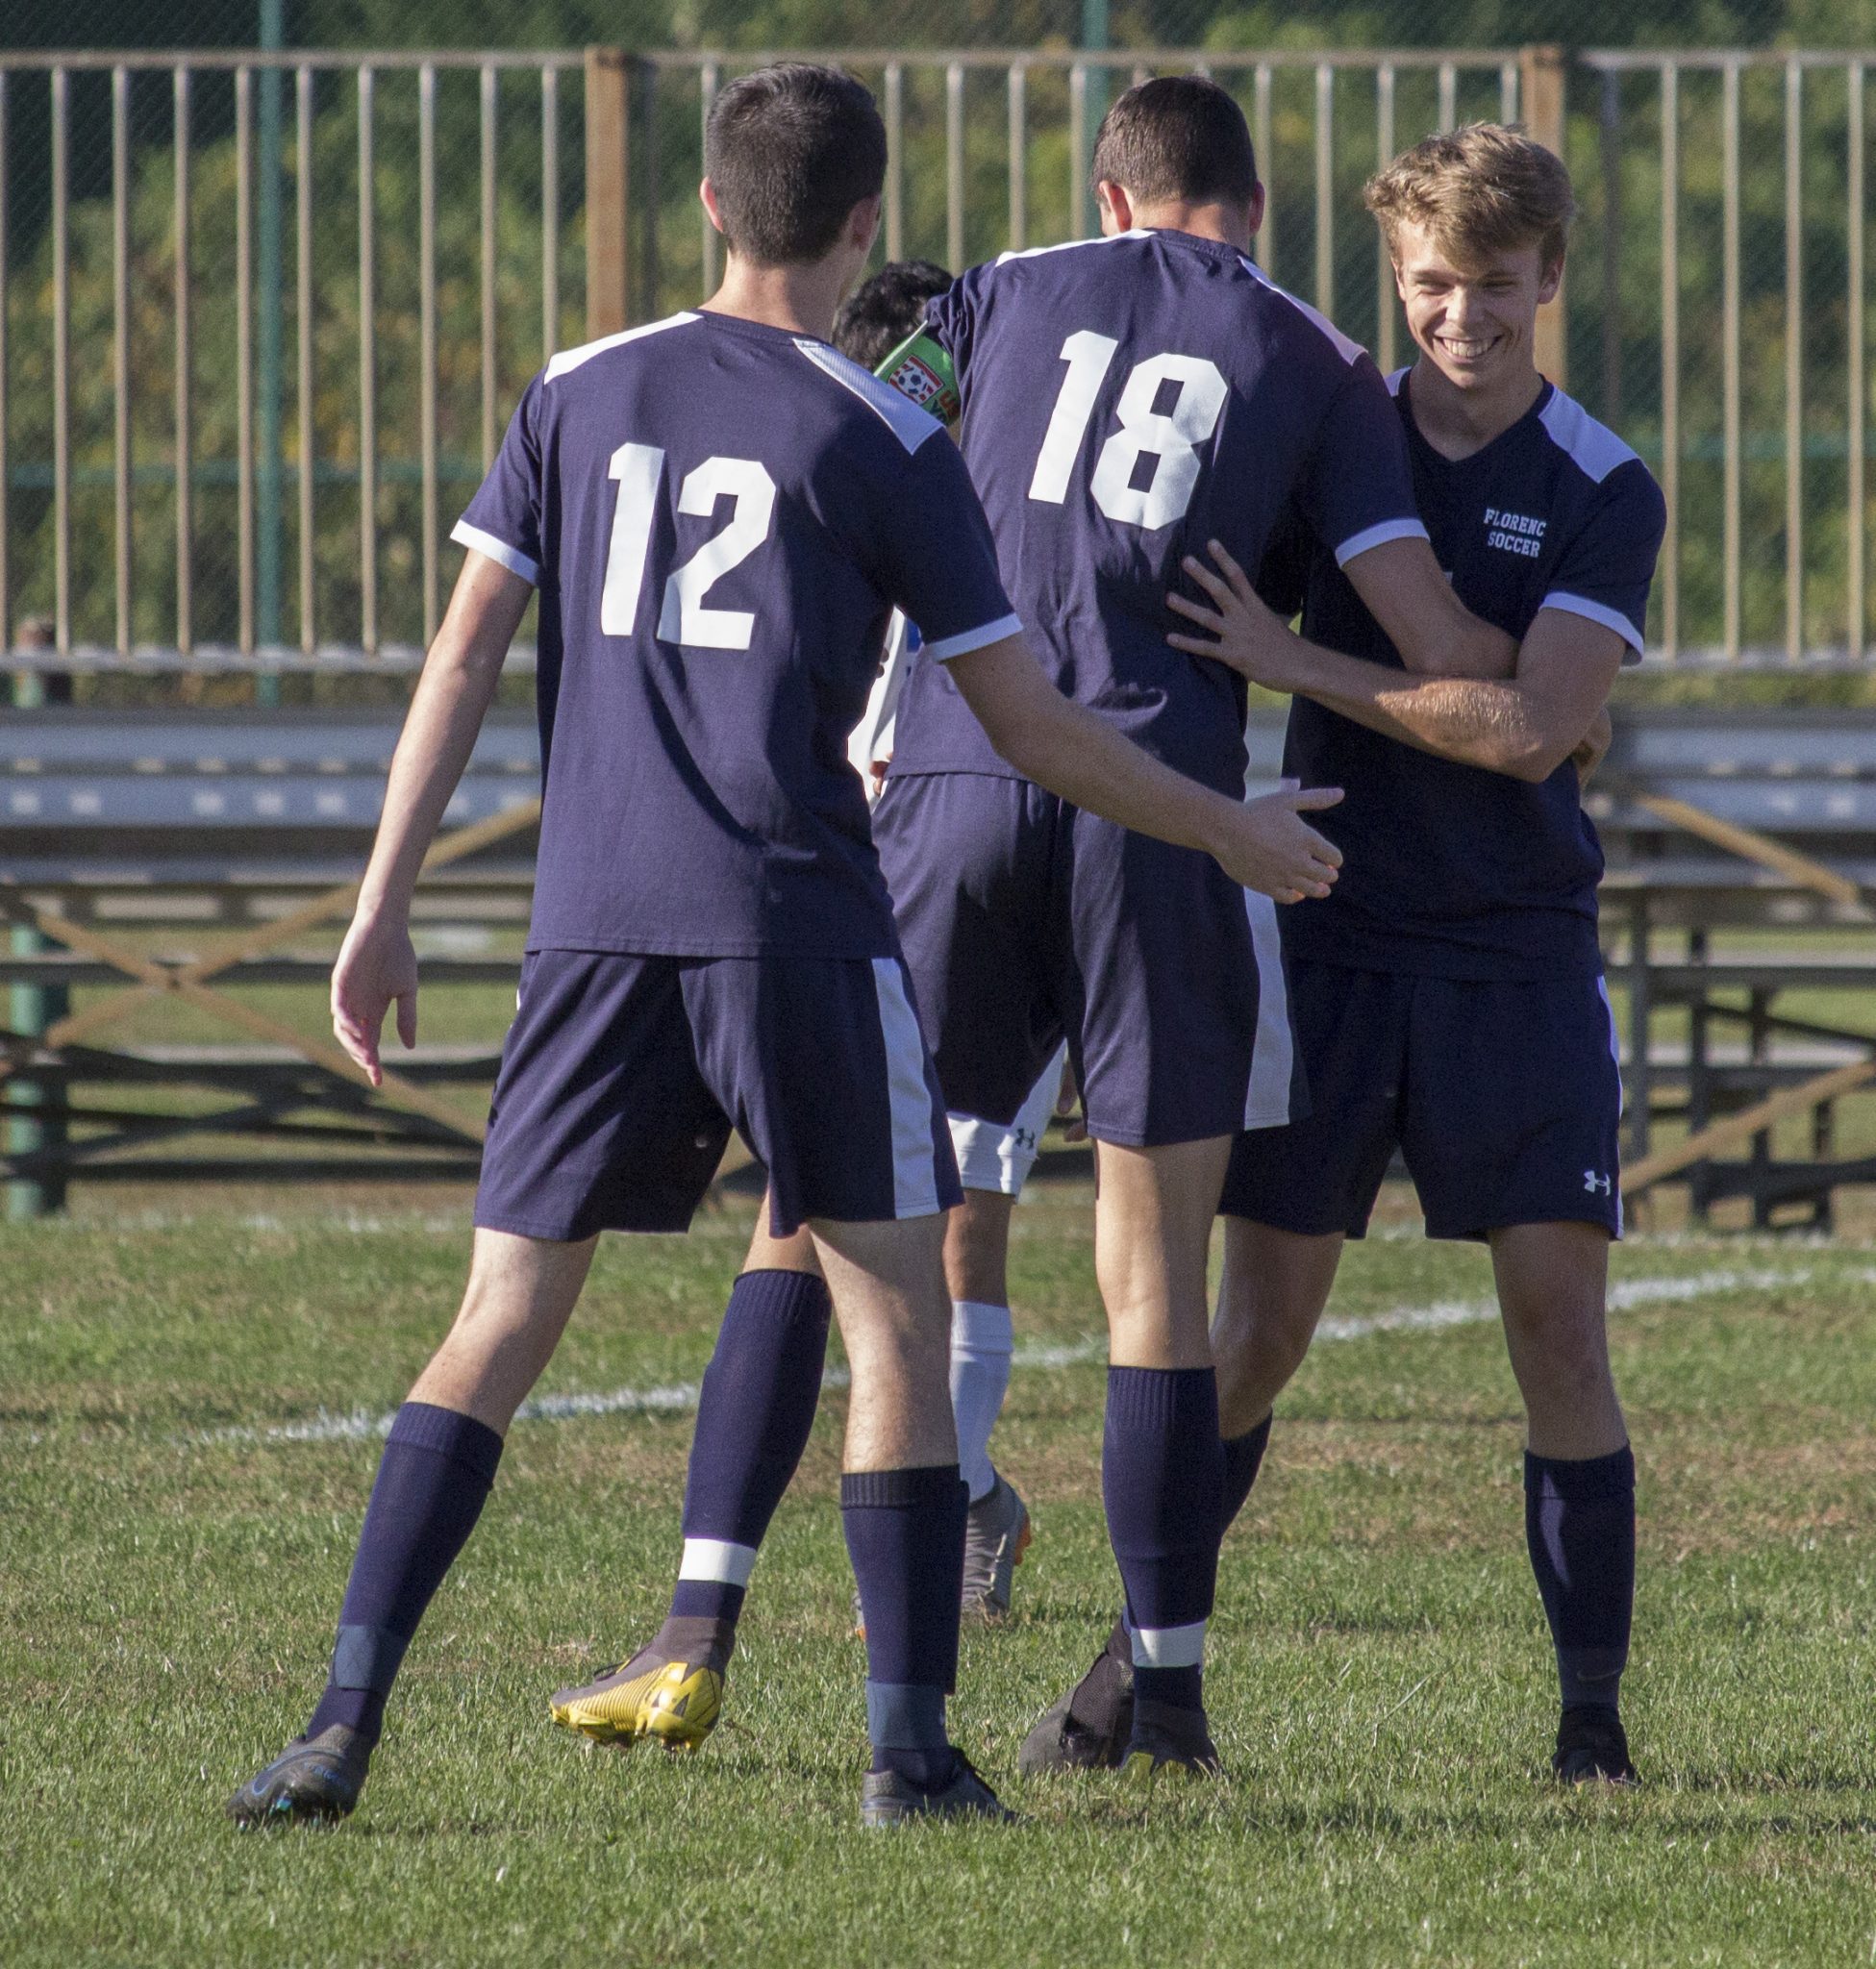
[873,78,1520,1780]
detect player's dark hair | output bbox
[705,63,888,267]
[832,259,954,368]
[1090,75,1259,210]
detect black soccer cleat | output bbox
[1017,1617,1134,1777]
[860,1750,1018,1827]
[1120,1697,1223,1781]
[1551,1705,1638,1787]
[227,1724,374,1828]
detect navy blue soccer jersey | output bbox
[453,310,1019,960]
[886,229,1427,795]
[1280,372,1667,980]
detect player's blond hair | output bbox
[1365,122,1577,273]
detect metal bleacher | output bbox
[2,702,1873,1221]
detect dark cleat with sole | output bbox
[1552,1705,1638,1787]
[860,1751,1018,1827]
[1018,1616,1133,1777]
[1120,1697,1223,1781]
[227,1725,373,1829]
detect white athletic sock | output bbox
[949,1300,1014,1504]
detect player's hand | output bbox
[1210,785,1345,903]
[331,910,419,1086]
[1165,539,1304,691]
[1056,1056,1087,1145]
[1571,708,1613,788]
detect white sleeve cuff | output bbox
[923,611,1023,660]
[1540,591,1646,659]
[451,520,540,586]
[1332,516,1431,566]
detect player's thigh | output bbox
[474,950,732,1242]
[1218,960,1410,1239]
[1093,1134,1235,1368]
[1063,810,1260,1148]
[682,949,962,1242]
[1399,972,1625,1243]
[872,771,1063,1127]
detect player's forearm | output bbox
[1285,640,1580,782]
[357,558,531,920]
[961,647,1239,853]
[1390,589,1520,681]
[1007,691,1242,851]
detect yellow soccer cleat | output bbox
[550,1651,724,1753]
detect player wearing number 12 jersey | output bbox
[227,63,1343,1832]
[872,77,1521,1780]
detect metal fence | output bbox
[0,45,1871,671]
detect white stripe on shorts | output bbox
[1243,891,1296,1131]
[871,958,942,1218]
[677,1537,758,1586]
[1130,1620,1208,1669]
[1597,975,1625,1238]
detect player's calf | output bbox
[552,1262,832,1753]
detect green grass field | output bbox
[5,1183,1876,1966]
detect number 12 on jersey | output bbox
[601,442,778,651]
[1027,331,1228,531]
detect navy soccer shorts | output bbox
[872,770,1276,1149]
[474,949,961,1242]
[1219,959,1624,1241]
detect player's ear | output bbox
[846,192,883,255]
[1095,179,1133,237]
[1537,252,1565,306]
[1247,181,1266,240]
[700,178,727,237]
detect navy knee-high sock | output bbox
[305,1402,504,1746]
[1219,1413,1273,1536]
[1524,1445,1636,1712]
[1104,1367,1225,1713]
[841,1464,966,1788]
[665,1269,831,1637]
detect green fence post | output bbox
[6,660,69,1220]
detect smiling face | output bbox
[1392,219,1562,393]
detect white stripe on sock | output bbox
[1130,1619,1207,1669]
[677,1537,758,1586]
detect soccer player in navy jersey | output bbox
[226,63,1345,1832]
[863,76,1523,1781]
[1109,124,1659,1786]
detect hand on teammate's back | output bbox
[1164,538,1308,694]
[331,913,420,1086]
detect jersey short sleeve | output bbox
[923,271,983,388]
[1292,361,1428,568]
[874,428,1020,660]
[452,376,545,586]
[1538,461,1667,661]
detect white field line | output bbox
[172,1261,1847,1451]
